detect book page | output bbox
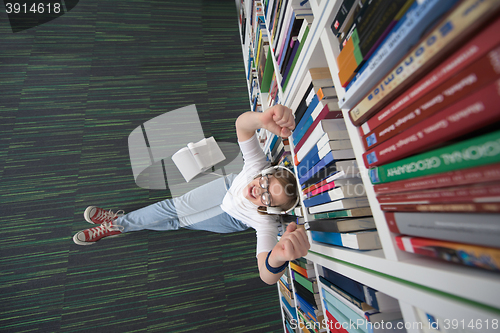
[171,146,201,182]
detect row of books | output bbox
[319,265,405,333]
[263,0,314,97]
[338,0,500,271]
[285,258,327,333]
[286,66,381,251]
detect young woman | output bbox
[72,104,310,284]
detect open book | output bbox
[172,137,226,182]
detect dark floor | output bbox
[0,1,283,332]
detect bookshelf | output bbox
[236,0,500,332]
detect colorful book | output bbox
[319,275,375,312]
[306,177,362,198]
[349,0,500,125]
[362,44,500,151]
[294,119,349,166]
[369,129,500,185]
[380,202,500,214]
[311,230,380,250]
[395,235,500,271]
[340,0,461,111]
[373,163,500,195]
[305,217,375,233]
[303,184,366,207]
[322,267,400,312]
[377,182,500,205]
[323,298,365,333]
[386,211,500,248]
[297,137,352,179]
[299,147,354,183]
[309,197,370,215]
[311,207,372,220]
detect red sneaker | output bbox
[73,222,124,245]
[84,206,124,224]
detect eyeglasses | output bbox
[259,175,273,207]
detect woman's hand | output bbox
[260,105,295,138]
[268,222,310,266]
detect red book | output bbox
[373,163,500,195]
[395,235,500,271]
[380,202,500,213]
[293,103,343,154]
[362,45,500,150]
[360,16,500,135]
[325,310,349,333]
[303,179,329,195]
[377,182,500,205]
[363,78,500,168]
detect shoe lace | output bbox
[88,221,124,239]
[95,208,125,223]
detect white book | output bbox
[172,137,226,182]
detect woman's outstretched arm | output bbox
[235,105,295,142]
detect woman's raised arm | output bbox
[235,105,295,142]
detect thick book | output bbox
[364,79,500,168]
[300,154,356,188]
[319,275,375,313]
[306,177,362,198]
[308,197,370,215]
[348,0,500,125]
[299,148,355,185]
[171,137,226,182]
[381,202,500,214]
[305,217,375,233]
[322,266,400,312]
[395,235,500,272]
[360,15,500,136]
[385,211,500,248]
[290,67,333,113]
[324,309,349,333]
[322,287,403,326]
[340,0,461,110]
[292,270,318,294]
[303,184,366,208]
[311,230,381,250]
[373,162,500,195]
[363,45,500,151]
[331,0,358,36]
[368,129,500,185]
[377,182,500,205]
[294,102,344,158]
[297,138,352,179]
[337,0,411,87]
[303,160,360,194]
[294,119,349,166]
[293,96,340,148]
[312,207,372,220]
[322,298,364,333]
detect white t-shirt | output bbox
[220,133,280,256]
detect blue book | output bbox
[323,298,366,333]
[323,266,376,308]
[296,139,328,178]
[295,293,320,322]
[291,95,319,145]
[339,0,460,109]
[282,296,298,322]
[299,149,353,184]
[311,230,380,250]
[279,14,295,68]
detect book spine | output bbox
[341,0,461,111]
[363,79,500,168]
[377,182,500,205]
[386,211,500,248]
[395,235,500,271]
[380,202,500,213]
[373,162,500,194]
[312,207,372,219]
[361,16,500,135]
[348,0,500,125]
[363,45,500,151]
[369,129,500,185]
[294,104,343,153]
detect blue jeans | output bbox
[115,174,250,233]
